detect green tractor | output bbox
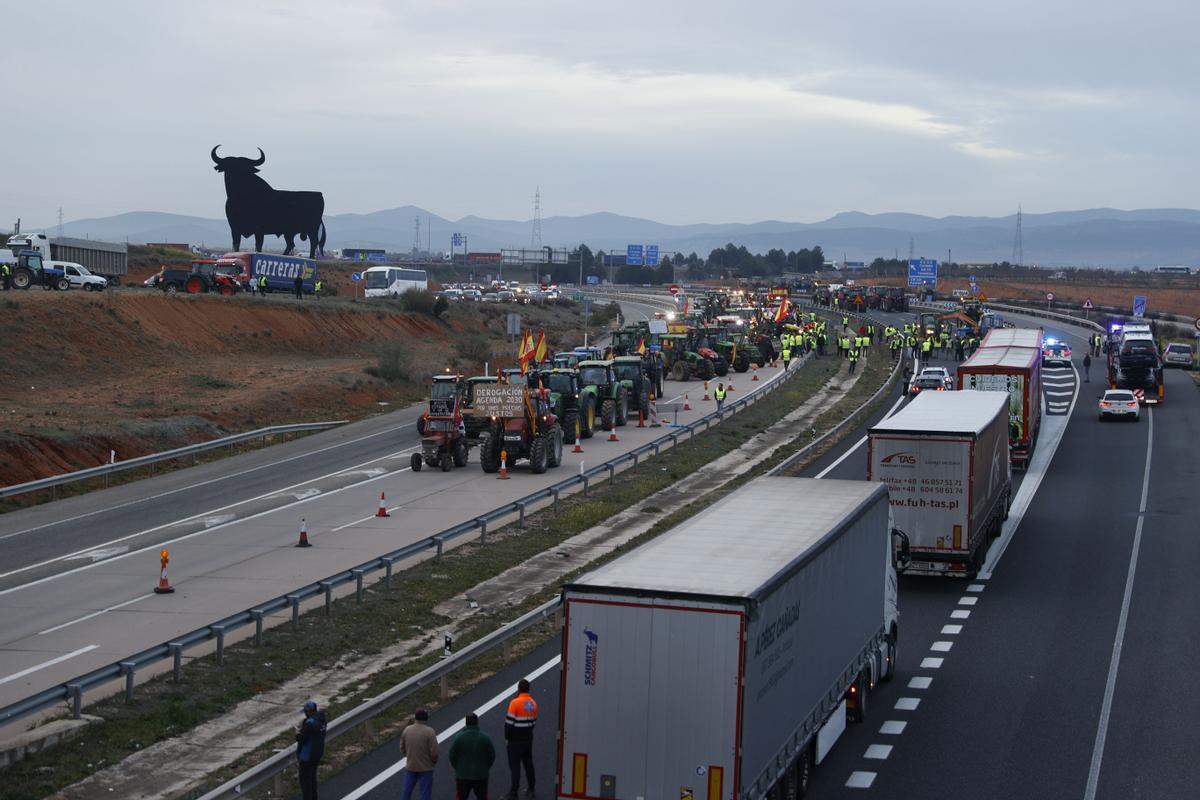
[576,360,629,430]
[611,355,654,412]
[711,333,753,373]
[659,334,714,381]
[537,368,597,442]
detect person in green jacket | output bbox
[449,712,495,799]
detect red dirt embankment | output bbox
[0,290,584,487]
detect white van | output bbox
[50,261,108,291]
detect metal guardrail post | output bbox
[581,475,589,497]
[288,594,301,629]
[212,625,227,664]
[434,536,445,562]
[551,487,560,513]
[320,582,334,617]
[384,558,396,589]
[607,464,616,486]
[170,643,183,681]
[120,662,136,702]
[515,503,525,529]
[353,569,366,604]
[68,684,82,720]
[252,611,265,646]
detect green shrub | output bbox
[365,343,412,382]
[400,289,436,314]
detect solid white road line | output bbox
[1083,408,1154,800]
[0,645,98,686]
[814,394,906,479]
[0,424,411,543]
[37,594,155,635]
[341,654,562,800]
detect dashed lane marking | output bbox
[908,676,933,690]
[930,641,954,652]
[920,657,944,669]
[941,624,963,635]
[967,583,986,592]
[0,645,99,686]
[895,697,921,711]
[880,720,908,735]
[958,596,978,606]
[846,772,878,789]
[950,609,971,619]
[864,745,893,760]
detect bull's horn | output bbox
[211,145,223,164]
[251,148,265,166]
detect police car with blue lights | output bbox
[1041,337,1072,367]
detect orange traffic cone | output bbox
[498,450,510,479]
[752,366,760,381]
[572,439,584,454]
[154,548,174,594]
[637,408,646,428]
[703,381,711,401]
[728,379,735,392]
[684,394,692,411]
[608,428,619,442]
[296,517,311,548]
[376,491,390,518]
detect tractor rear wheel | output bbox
[735,353,751,373]
[562,410,579,444]
[615,388,629,426]
[581,398,596,439]
[479,432,500,473]
[600,398,616,431]
[11,269,33,290]
[698,358,716,381]
[547,425,564,467]
[416,415,427,436]
[639,388,649,413]
[452,438,468,467]
[530,436,549,474]
[671,360,687,381]
[715,360,729,377]
[186,276,204,294]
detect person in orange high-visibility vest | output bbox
[503,679,538,799]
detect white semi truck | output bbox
[868,390,1011,577]
[556,477,907,799]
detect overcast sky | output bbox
[5,0,1199,229]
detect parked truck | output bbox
[1106,321,1164,404]
[557,477,906,800]
[868,390,1011,577]
[955,327,1043,468]
[5,233,128,285]
[213,251,318,294]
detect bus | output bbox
[363,266,429,298]
[1153,266,1192,275]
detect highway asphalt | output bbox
[315,308,1200,799]
[0,294,819,717]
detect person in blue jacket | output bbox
[296,700,327,800]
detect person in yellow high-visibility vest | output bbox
[781,345,793,371]
[847,347,860,375]
[714,382,727,410]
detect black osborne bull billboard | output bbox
[211,146,326,259]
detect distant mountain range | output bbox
[35,207,1200,268]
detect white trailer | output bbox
[868,390,1011,577]
[557,478,904,800]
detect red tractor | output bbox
[476,385,564,475]
[411,374,470,472]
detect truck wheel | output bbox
[410,452,422,472]
[452,438,468,467]
[562,410,579,444]
[881,629,897,682]
[186,276,204,294]
[547,425,563,467]
[847,671,868,723]
[581,399,596,439]
[479,432,500,473]
[600,398,616,431]
[530,436,549,474]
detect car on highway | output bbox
[461,289,483,302]
[918,366,954,389]
[1042,339,1072,367]
[1163,342,1193,368]
[480,291,501,303]
[908,374,949,396]
[1098,389,1140,421]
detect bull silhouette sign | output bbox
[211,146,326,258]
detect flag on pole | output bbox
[636,337,647,355]
[533,330,548,363]
[773,297,790,324]
[518,331,534,373]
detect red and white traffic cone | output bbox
[572,439,584,454]
[752,366,759,381]
[637,408,646,428]
[702,381,711,401]
[154,548,175,594]
[498,450,510,479]
[608,427,619,442]
[375,491,390,518]
[728,379,735,392]
[296,517,312,548]
[684,393,692,411]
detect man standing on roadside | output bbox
[450,712,496,799]
[296,700,327,800]
[0,261,10,291]
[503,679,538,799]
[294,273,304,299]
[714,382,727,410]
[1083,352,1092,382]
[400,708,438,800]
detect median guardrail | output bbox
[0,421,350,500]
[0,314,824,731]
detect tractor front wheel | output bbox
[562,410,579,444]
[452,438,468,467]
[410,452,422,472]
[600,398,617,431]
[615,388,629,426]
[479,432,500,473]
[547,425,564,467]
[530,435,549,474]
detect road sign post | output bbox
[1132,295,1147,318]
[1045,291,1055,310]
[907,258,938,288]
[351,271,361,303]
[1083,297,1094,319]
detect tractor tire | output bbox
[452,438,468,467]
[410,452,422,472]
[615,388,629,426]
[164,282,180,295]
[12,269,33,290]
[681,361,693,382]
[441,450,452,471]
[219,284,236,296]
[697,358,716,381]
[714,360,729,377]
[186,276,205,294]
[600,398,617,431]
[547,425,564,467]
[562,410,579,444]
[639,388,649,413]
[54,278,71,291]
[580,398,596,439]
[416,416,427,436]
[735,353,751,373]
[670,360,687,381]
[479,432,501,473]
[530,435,550,474]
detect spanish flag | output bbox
[636,337,647,355]
[533,330,548,363]
[773,296,790,324]
[518,330,534,373]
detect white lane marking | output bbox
[1084,408,1153,800]
[967,583,985,592]
[864,744,893,760]
[894,697,921,711]
[950,609,971,620]
[38,594,154,635]
[958,596,978,606]
[930,641,954,652]
[846,771,877,788]
[341,654,561,799]
[0,645,99,686]
[0,444,421,584]
[979,361,1080,578]
[290,489,322,501]
[202,514,237,528]
[815,394,906,479]
[941,624,963,635]
[879,720,907,734]
[343,469,387,479]
[0,424,409,542]
[908,676,933,690]
[64,546,129,563]
[1046,391,1074,397]
[920,657,944,669]
[0,449,420,597]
